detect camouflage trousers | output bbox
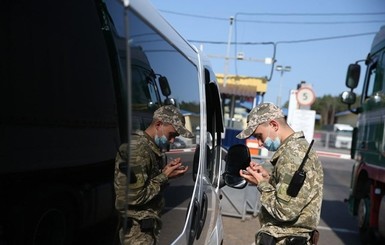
[119,219,160,245]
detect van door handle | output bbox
[196,192,208,240]
[188,198,200,245]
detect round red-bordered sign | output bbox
[296,87,316,106]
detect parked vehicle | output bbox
[322,124,353,149]
[1,0,244,244]
[341,25,385,244]
[170,138,187,149]
[333,124,353,149]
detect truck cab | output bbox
[341,25,385,244]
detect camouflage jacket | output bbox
[114,130,168,221]
[257,131,324,238]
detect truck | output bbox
[1,0,245,244]
[341,25,385,244]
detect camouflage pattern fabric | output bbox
[256,131,324,244]
[119,219,160,245]
[237,103,284,139]
[114,130,168,244]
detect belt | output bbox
[258,230,319,245]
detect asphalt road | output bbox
[317,155,360,245]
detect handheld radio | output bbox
[286,139,314,197]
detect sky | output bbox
[149,0,385,107]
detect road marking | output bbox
[169,148,195,153]
[316,151,351,159]
[317,225,358,234]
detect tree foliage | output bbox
[179,101,200,114]
[310,94,361,126]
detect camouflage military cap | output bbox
[153,105,194,138]
[236,103,284,139]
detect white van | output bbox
[333,124,354,149]
[322,123,353,149]
[1,0,245,244]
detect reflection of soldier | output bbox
[114,105,193,245]
[238,103,323,245]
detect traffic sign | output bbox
[296,87,316,106]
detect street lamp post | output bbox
[223,16,234,87]
[275,65,291,107]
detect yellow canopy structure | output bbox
[216,74,267,98]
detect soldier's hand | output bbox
[239,162,269,185]
[250,162,270,179]
[162,158,188,178]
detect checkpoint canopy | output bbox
[216,74,268,148]
[216,74,267,98]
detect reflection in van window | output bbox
[106,3,200,244]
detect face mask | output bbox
[155,126,169,150]
[264,127,281,151]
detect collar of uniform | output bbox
[143,130,162,156]
[270,131,305,165]
[132,130,162,157]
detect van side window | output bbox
[205,67,224,185]
[105,3,201,243]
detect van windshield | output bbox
[336,129,353,136]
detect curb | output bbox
[169,147,195,153]
[316,150,351,159]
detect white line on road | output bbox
[317,225,358,234]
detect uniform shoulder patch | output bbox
[276,173,292,203]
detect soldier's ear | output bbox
[269,120,279,130]
[154,120,163,129]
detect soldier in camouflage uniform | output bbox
[238,103,323,245]
[114,105,193,245]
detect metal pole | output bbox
[275,65,291,107]
[277,70,283,106]
[223,16,234,87]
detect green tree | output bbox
[311,93,361,127]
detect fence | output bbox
[313,130,353,150]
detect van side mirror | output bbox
[222,144,250,189]
[345,64,360,89]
